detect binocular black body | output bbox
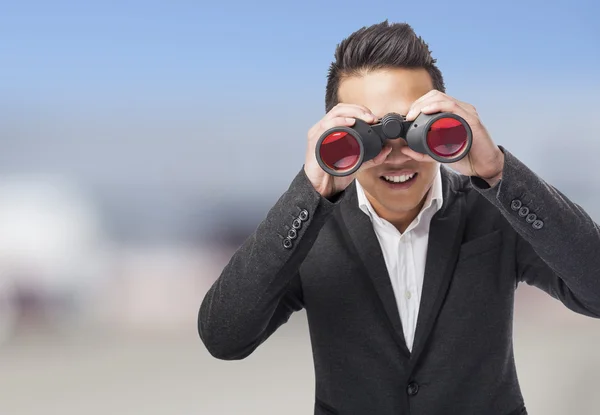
[316,112,473,177]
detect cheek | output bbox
[355,168,379,184]
[419,165,440,182]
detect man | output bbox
[198,21,600,414]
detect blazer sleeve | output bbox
[470,146,600,318]
[198,167,347,359]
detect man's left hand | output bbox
[403,90,505,187]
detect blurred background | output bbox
[1,0,600,413]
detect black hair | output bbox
[325,20,445,112]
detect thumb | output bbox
[400,146,436,163]
[362,146,392,169]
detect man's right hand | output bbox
[304,103,393,199]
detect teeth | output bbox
[383,173,415,183]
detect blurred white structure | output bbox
[0,175,111,343]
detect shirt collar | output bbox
[355,167,444,229]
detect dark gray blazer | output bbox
[198,146,600,415]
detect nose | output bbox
[383,138,412,164]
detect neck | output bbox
[367,193,428,234]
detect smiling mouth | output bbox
[380,173,418,184]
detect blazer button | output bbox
[287,228,297,239]
[532,219,544,230]
[511,199,522,211]
[299,209,309,221]
[526,213,537,223]
[407,382,419,396]
[283,238,293,249]
[518,206,529,217]
[292,218,302,229]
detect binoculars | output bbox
[315,112,473,176]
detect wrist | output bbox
[480,148,504,187]
[483,172,502,187]
[303,165,332,198]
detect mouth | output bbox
[379,172,418,189]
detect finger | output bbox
[326,103,368,116]
[411,89,442,107]
[456,100,478,115]
[427,99,480,128]
[425,99,459,112]
[310,116,357,140]
[406,98,446,120]
[407,98,470,122]
[361,145,393,169]
[406,90,444,120]
[325,103,376,123]
[400,146,437,163]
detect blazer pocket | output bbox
[457,229,503,261]
[315,397,339,414]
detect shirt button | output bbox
[405,291,412,300]
[407,382,419,396]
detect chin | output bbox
[383,198,421,213]
[377,185,426,209]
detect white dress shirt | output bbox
[355,169,443,351]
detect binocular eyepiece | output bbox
[315,112,473,177]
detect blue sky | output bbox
[1,0,599,239]
[3,0,598,105]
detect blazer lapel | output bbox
[338,182,411,358]
[409,167,468,367]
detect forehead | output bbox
[337,68,434,117]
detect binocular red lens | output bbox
[426,117,468,158]
[318,131,361,172]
